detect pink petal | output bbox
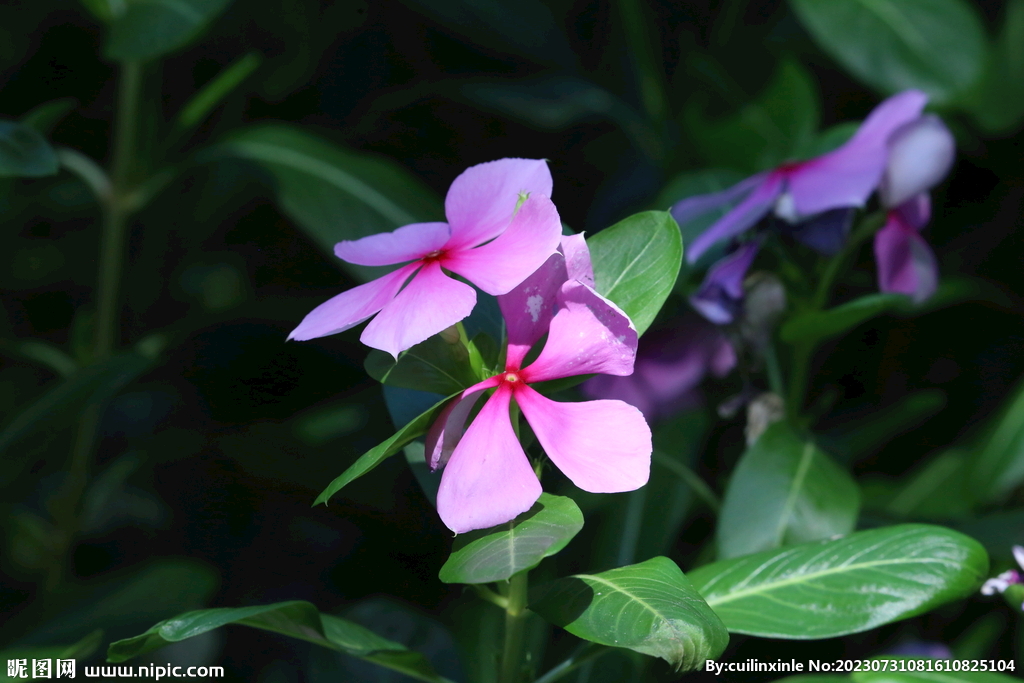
[874,213,938,304]
[334,222,451,266]
[671,172,767,229]
[521,283,637,382]
[287,262,420,341]
[444,158,553,250]
[516,386,651,493]
[361,261,477,358]
[686,174,782,264]
[879,114,955,209]
[436,385,542,533]
[789,90,928,217]
[894,193,931,230]
[561,234,595,288]
[426,376,502,471]
[498,251,568,369]
[444,195,562,296]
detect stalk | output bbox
[499,570,530,683]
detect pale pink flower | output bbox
[427,236,652,533]
[289,158,562,357]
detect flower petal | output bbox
[522,283,637,382]
[425,388,489,471]
[787,208,855,256]
[498,251,568,369]
[516,386,651,493]
[879,114,955,209]
[874,212,938,304]
[287,262,420,341]
[436,385,542,533]
[444,158,553,250]
[334,222,451,266]
[670,172,766,228]
[686,174,782,263]
[361,261,477,357]
[444,195,562,296]
[789,90,928,217]
[689,242,759,325]
[561,233,595,288]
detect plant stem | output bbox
[499,570,530,683]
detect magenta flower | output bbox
[426,236,652,533]
[675,90,929,264]
[582,315,736,421]
[289,158,562,357]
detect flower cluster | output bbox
[291,159,652,533]
[678,89,955,324]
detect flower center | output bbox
[422,249,445,264]
[504,372,520,384]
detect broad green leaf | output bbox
[314,393,456,506]
[530,557,728,671]
[971,0,1024,133]
[213,124,442,282]
[867,449,974,520]
[588,211,683,336]
[718,422,860,559]
[439,493,583,584]
[690,524,988,639]
[0,350,153,458]
[967,378,1024,503]
[0,121,58,178]
[686,59,820,173]
[789,0,987,105]
[106,601,451,683]
[365,331,479,397]
[852,659,1021,683]
[105,0,233,61]
[781,293,906,344]
[177,52,262,130]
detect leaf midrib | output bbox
[574,573,674,632]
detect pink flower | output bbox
[676,90,929,264]
[426,236,652,533]
[289,158,562,357]
[874,194,938,303]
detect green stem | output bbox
[500,570,530,683]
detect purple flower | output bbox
[426,236,652,533]
[582,315,736,421]
[689,242,760,325]
[980,545,1024,603]
[289,158,562,357]
[675,90,929,264]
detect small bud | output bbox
[880,114,955,209]
[745,392,785,445]
[439,325,461,344]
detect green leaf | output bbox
[78,0,126,22]
[365,331,479,396]
[213,124,442,282]
[971,0,1024,133]
[0,630,103,669]
[781,293,906,344]
[686,58,820,173]
[20,97,78,135]
[717,422,860,559]
[439,493,583,584]
[177,52,262,130]
[588,211,683,337]
[851,659,1022,683]
[531,557,728,671]
[789,0,988,106]
[967,378,1024,503]
[690,524,988,639]
[105,0,233,61]
[106,601,451,683]
[314,393,457,506]
[0,121,58,178]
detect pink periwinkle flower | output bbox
[980,545,1024,610]
[582,314,736,422]
[426,236,652,533]
[289,158,562,357]
[873,115,956,303]
[675,90,929,264]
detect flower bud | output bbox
[880,115,955,209]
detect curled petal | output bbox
[445,158,553,250]
[522,283,637,382]
[874,212,938,304]
[561,233,595,288]
[334,222,451,266]
[426,389,488,471]
[288,262,419,341]
[689,242,759,325]
[444,195,562,296]
[788,90,928,217]
[361,261,477,358]
[880,114,955,209]
[436,385,542,533]
[687,174,782,264]
[516,386,651,493]
[498,251,568,369]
